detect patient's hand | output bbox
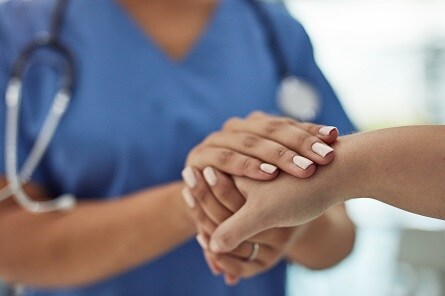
[181,167,308,286]
[208,171,340,254]
[185,111,338,182]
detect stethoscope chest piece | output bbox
[277,76,321,122]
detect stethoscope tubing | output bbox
[1,0,76,213]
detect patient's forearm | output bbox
[330,125,445,219]
[209,125,444,254]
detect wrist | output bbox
[314,135,368,205]
[169,181,197,236]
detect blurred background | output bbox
[284,0,445,295]
[0,0,444,295]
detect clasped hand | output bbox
[182,112,338,285]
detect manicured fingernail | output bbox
[319,126,338,136]
[292,155,313,169]
[210,240,223,253]
[311,142,334,157]
[182,167,197,188]
[196,234,208,249]
[260,163,277,174]
[203,167,217,186]
[181,188,196,208]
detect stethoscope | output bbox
[0,0,76,213]
[0,0,320,214]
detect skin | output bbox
[184,113,355,285]
[208,125,445,253]
[0,0,351,288]
[183,168,354,285]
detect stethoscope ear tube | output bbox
[11,36,76,94]
[0,0,77,213]
[3,77,76,213]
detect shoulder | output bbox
[260,3,306,31]
[255,2,315,74]
[0,0,56,62]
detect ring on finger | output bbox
[247,243,260,262]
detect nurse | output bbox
[0,0,355,295]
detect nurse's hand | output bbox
[181,166,307,285]
[185,112,338,181]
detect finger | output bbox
[204,132,319,178]
[181,187,216,236]
[186,146,278,181]
[182,167,234,225]
[224,274,240,286]
[225,241,277,264]
[237,112,339,144]
[198,235,223,276]
[202,167,245,213]
[249,227,295,248]
[222,119,336,166]
[210,204,271,253]
[207,251,265,279]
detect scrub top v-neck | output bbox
[0,0,355,295]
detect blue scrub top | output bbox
[0,0,355,295]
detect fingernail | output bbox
[260,163,277,174]
[182,167,197,188]
[181,188,196,208]
[196,234,208,249]
[292,155,313,169]
[210,240,223,253]
[311,142,334,157]
[203,167,217,186]
[319,126,338,136]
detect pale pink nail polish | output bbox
[260,163,277,174]
[182,167,197,188]
[181,188,196,208]
[319,126,338,136]
[196,234,208,249]
[311,142,334,157]
[292,155,313,169]
[203,167,217,186]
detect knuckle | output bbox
[295,133,312,148]
[217,151,235,166]
[247,111,265,119]
[273,146,290,161]
[204,131,222,144]
[223,117,241,130]
[242,135,260,148]
[240,157,257,174]
[264,119,291,135]
[189,145,205,158]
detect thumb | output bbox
[209,205,268,253]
